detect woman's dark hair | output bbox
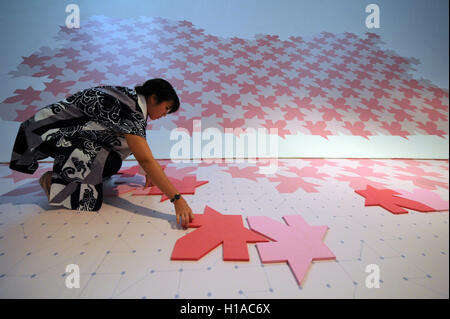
[135,78,180,114]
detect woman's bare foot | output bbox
[39,171,52,199]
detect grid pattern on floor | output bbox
[0,159,448,298]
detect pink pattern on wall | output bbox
[1,15,447,140]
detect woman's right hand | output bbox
[174,197,194,228]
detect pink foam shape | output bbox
[395,188,449,211]
[268,175,320,193]
[223,166,265,182]
[247,215,335,286]
[3,86,42,105]
[303,121,332,140]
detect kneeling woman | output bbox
[9,78,194,227]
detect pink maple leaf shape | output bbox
[44,79,76,96]
[184,70,202,82]
[335,175,386,191]
[223,166,265,182]
[421,107,448,122]
[171,206,269,261]
[21,54,51,68]
[180,91,203,106]
[428,87,448,99]
[304,121,332,139]
[240,82,259,95]
[247,215,335,286]
[341,166,388,179]
[243,103,268,119]
[394,174,449,190]
[387,107,413,122]
[218,74,237,86]
[306,85,327,98]
[344,122,372,139]
[327,97,351,112]
[314,78,334,90]
[281,105,305,121]
[3,86,42,105]
[202,102,227,118]
[219,93,240,107]
[262,120,290,139]
[360,97,385,112]
[423,97,448,113]
[268,175,321,193]
[219,118,246,137]
[55,47,80,59]
[292,96,315,111]
[65,59,90,73]
[32,65,64,79]
[380,122,409,139]
[318,106,343,121]
[256,95,278,109]
[163,166,198,179]
[355,185,434,214]
[306,159,339,167]
[79,69,107,84]
[416,121,446,138]
[337,86,359,99]
[392,98,417,113]
[392,165,442,178]
[203,80,222,93]
[354,107,380,122]
[172,116,198,135]
[287,166,329,180]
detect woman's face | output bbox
[147,94,173,120]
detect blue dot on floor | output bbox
[326,284,331,288]
[426,275,432,278]
[207,292,212,297]
[31,274,36,278]
[238,290,243,295]
[91,272,96,276]
[175,294,179,299]
[403,277,408,281]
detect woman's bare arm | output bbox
[124,133,193,227]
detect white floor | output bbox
[0,159,448,298]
